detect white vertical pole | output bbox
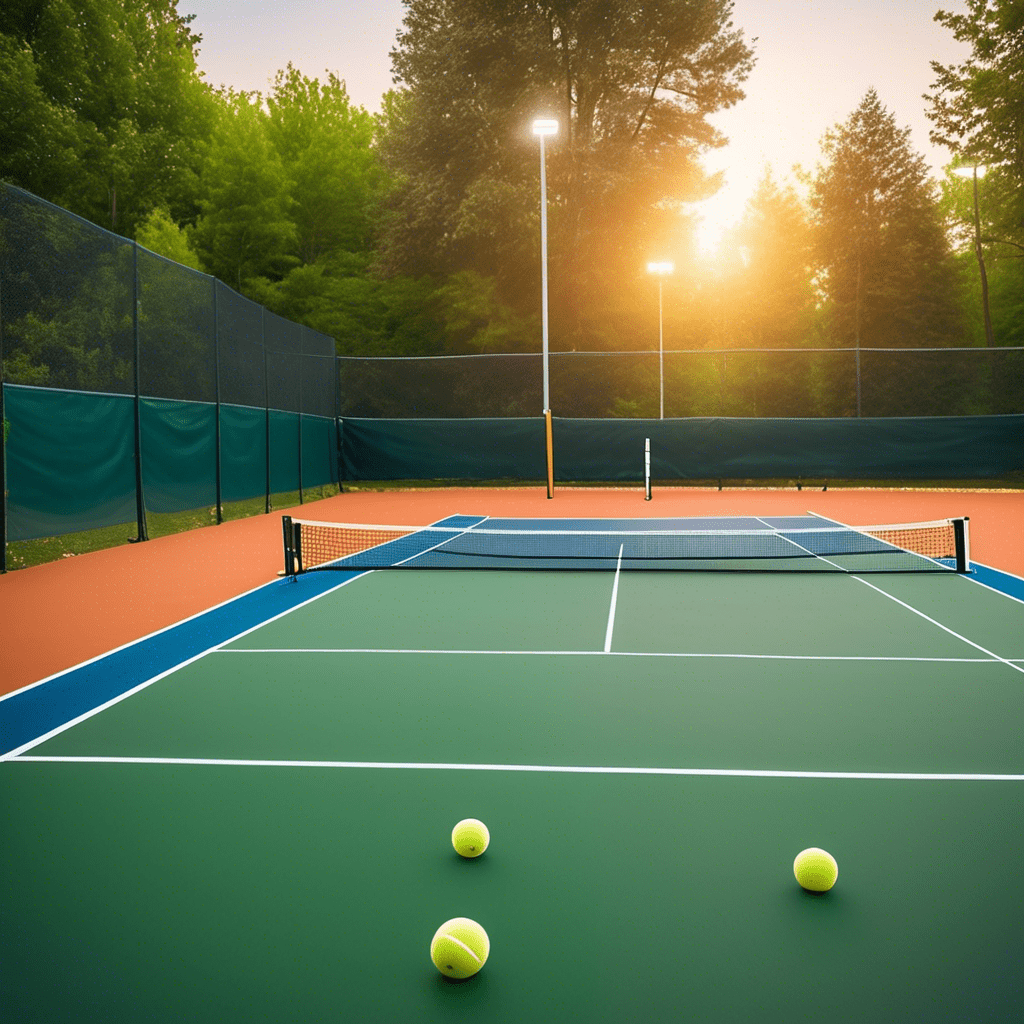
[658,277,664,420]
[539,133,550,413]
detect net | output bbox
[282,517,969,575]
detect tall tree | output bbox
[381,0,754,345]
[927,0,1024,207]
[928,2,1024,351]
[190,92,297,291]
[808,90,965,352]
[265,65,385,266]
[807,90,968,414]
[726,168,815,349]
[0,0,217,236]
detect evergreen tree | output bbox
[807,91,969,414]
[727,168,815,349]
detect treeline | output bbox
[2,0,1022,413]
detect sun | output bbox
[692,186,748,258]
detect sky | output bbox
[185,0,971,251]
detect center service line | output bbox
[604,543,625,653]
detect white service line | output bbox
[8,755,1023,782]
[752,515,848,570]
[213,647,1007,663]
[852,575,1024,677]
[603,543,625,653]
[0,570,374,761]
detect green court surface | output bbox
[3,548,1023,1022]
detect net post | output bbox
[954,517,970,573]
[282,515,303,576]
[544,409,554,499]
[644,437,652,501]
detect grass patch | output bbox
[341,473,1024,492]
[3,484,340,572]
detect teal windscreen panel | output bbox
[300,415,338,490]
[341,417,548,480]
[4,385,137,541]
[269,409,300,494]
[550,416,1024,480]
[139,399,217,514]
[340,415,1024,481]
[219,404,267,504]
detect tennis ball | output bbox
[430,917,490,979]
[793,847,839,892]
[452,818,490,858]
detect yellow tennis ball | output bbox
[430,917,490,979]
[794,847,839,892]
[452,818,490,858]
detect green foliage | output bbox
[381,0,755,341]
[191,91,298,290]
[721,168,816,350]
[927,0,1024,213]
[432,272,537,353]
[0,0,218,236]
[807,90,966,351]
[265,65,385,264]
[136,206,201,269]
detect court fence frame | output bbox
[2,184,1024,572]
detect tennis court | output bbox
[3,512,1023,1022]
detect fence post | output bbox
[263,307,270,515]
[298,329,304,506]
[213,278,223,524]
[335,355,344,492]
[0,260,7,573]
[129,241,148,543]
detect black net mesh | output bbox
[335,348,1024,419]
[215,282,266,410]
[137,247,216,403]
[0,186,133,395]
[265,311,302,414]
[301,326,337,420]
[337,354,544,418]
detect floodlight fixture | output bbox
[532,118,559,137]
[647,261,675,275]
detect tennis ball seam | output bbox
[438,935,483,966]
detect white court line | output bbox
[8,755,1023,781]
[852,575,1024,677]
[0,570,374,762]
[213,648,1008,663]
[603,543,624,653]
[802,511,1024,676]
[753,515,848,571]
[965,562,1024,608]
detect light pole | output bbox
[533,118,558,497]
[647,262,674,419]
[952,163,994,347]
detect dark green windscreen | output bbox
[341,415,1024,482]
